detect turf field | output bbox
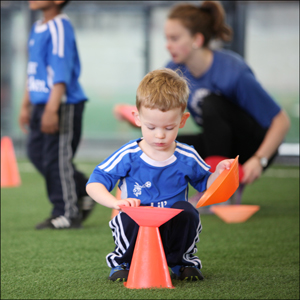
[1,160,299,299]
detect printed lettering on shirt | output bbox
[29,39,35,47]
[28,76,49,93]
[150,201,168,208]
[133,181,151,197]
[27,62,38,75]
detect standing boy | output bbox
[86,68,234,281]
[19,1,95,229]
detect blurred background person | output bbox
[18,0,95,229]
[114,1,290,204]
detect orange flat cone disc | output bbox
[121,206,183,227]
[210,205,260,223]
[205,155,244,182]
[116,105,138,127]
[196,156,239,208]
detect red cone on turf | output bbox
[1,136,21,187]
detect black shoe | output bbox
[108,263,129,282]
[171,266,204,281]
[79,196,96,221]
[35,216,82,230]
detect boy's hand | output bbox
[207,158,234,189]
[19,106,31,134]
[215,159,234,175]
[41,110,59,134]
[115,198,141,210]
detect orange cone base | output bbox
[1,136,21,187]
[210,205,260,223]
[124,226,174,289]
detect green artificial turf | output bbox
[1,161,299,299]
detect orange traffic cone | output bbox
[125,226,174,289]
[1,136,21,187]
[121,206,183,289]
[210,205,260,223]
[111,187,121,219]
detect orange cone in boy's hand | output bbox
[1,136,21,187]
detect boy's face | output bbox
[28,1,65,11]
[133,106,189,154]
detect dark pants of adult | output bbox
[106,201,202,269]
[27,102,88,219]
[177,94,277,168]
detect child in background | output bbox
[19,1,95,229]
[86,68,234,282]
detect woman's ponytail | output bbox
[168,1,232,47]
[200,1,232,42]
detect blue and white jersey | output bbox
[166,49,281,129]
[27,14,87,104]
[88,138,211,208]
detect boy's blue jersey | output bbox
[27,14,87,104]
[87,138,212,208]
[166,49,281,129]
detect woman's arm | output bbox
[242,110,290,184]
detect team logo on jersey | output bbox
[133,181,151,197]
[190,88,210,125]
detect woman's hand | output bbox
[241,156,263,184]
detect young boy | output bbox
[86,68,233,281]
[19,1,95,229]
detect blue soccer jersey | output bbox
[87,138,212,208]
[27,14,87,104]
[166,49,281,129]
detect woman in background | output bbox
[115,1,290,203]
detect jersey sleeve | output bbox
[189,170,212,193]
[87,155,131,192]
[176,142,212,193]
[87,166,120,192]
[87,142,138,192]
[46,18,76,86]
[234,69,281,128]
